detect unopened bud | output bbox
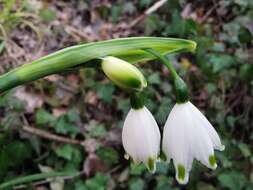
[101,56,147,91]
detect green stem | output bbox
[0,171,78,189]
[143,48,178,80]
[143,48,189,103]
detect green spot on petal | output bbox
[147,157,155,173]
[159,151,167,162]
[208,155,217,169]
[177,164,185,181]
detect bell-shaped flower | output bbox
[101,56,147,91]
[162,101,224,184]
[122,106,161,173]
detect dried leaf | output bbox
[14,87,43,113]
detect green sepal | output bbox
[174,76,189,103]
[130,92,145,110]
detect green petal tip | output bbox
[147,157,156,173]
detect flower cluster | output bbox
[101,56,224,185]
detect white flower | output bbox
[122,106,161,173]
[162,101,224,184]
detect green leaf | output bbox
[238,143,251,157]
[129,178,145,190]
[39,8,56,22]
[0,37,196,93]
[145,15,161,35]
[55,144,82,163]
[155,97,172,124]
[238,27,252,43]
[85,173,109,190]
[155,175,172,190]
[206,83,217,94]
[86,120,107,139]
[139,0,152,8]
[0,141,32,176]
[35,108,56,126]
[66,109,80,123]
[74,181,88,190]
[210,42,225,52]
[96,147,119,167]
[227,115,236,128]
[155,162,169,175]
[55,116,79,136]
[218,171,247,190]
[53,109,81,136]
[197,182,216,190]
[117,99,130,114]
[239,64,253,81]
[208,54,235,73]
[111,5,121,23]
[96,83,115,104]
[147,73,161,85]
[130,164,146,175]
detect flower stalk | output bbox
[143,48,189,103]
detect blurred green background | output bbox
[0,0,252,189]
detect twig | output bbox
[21,115,84,146]
[129,0,168,27]
[145,0,168,15]
[21,125,85,146]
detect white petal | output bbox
[189,102,224,151]
[162,103,194,183]
[190,119,216,170]
[122,107,160,167]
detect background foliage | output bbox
[0,0,252,189]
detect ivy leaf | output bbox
[85,173,109,190]
[238,143,251,157]
[36,108,56,126]
[55,144,83,164]
[96,84,115,104]
[208,54,235,73]
[218,171,247,190]
[129,178,145,190]
[148,73,161,85]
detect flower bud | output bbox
[101,56,147,91]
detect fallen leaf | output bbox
[83,153,107,176]
[14,87,43,113]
